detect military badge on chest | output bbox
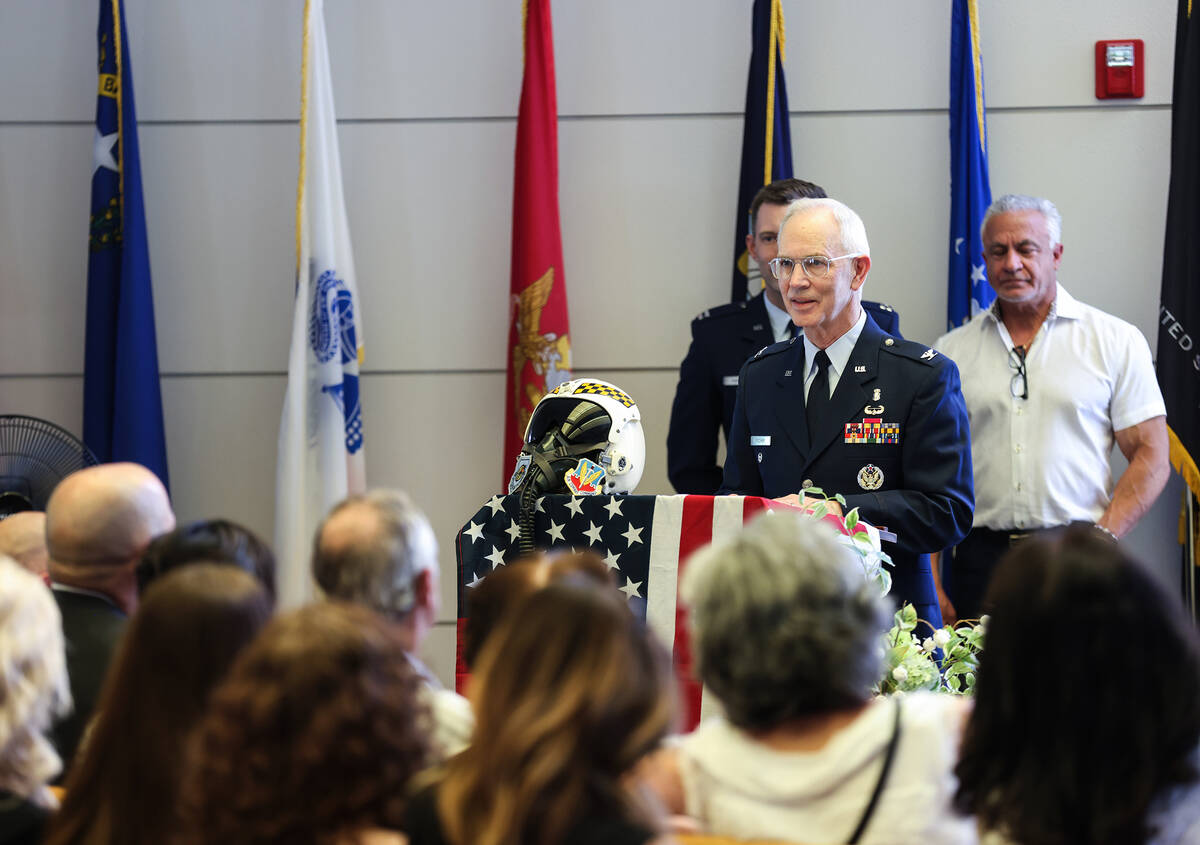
[845,388,899,445]
[857,463,884,490]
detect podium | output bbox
[456,493,826,730]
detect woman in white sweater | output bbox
[646,511,976,845]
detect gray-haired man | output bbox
[312,489,472,758]
[935,194,1169,622]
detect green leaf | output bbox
[805,486,826,499]
[833,493,847,506]
[844,509,859,531]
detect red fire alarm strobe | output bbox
[1095,39,1144,99]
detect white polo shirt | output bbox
[935,284,1165,530]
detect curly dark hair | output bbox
[179,602,431,845]
[954,524,1200,845]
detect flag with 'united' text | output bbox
[1157,0,1200,500]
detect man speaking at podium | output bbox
[719,198,974,628]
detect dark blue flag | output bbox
[730,0,793,302]
[947,0,994,330]
[83,0,169,489]
[1157,0,1200,501]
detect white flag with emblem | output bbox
[275,0,366,608]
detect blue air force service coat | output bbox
[718,315,973,627]
[667,294,901,494]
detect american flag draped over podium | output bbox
[458,494,789,730]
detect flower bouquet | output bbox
[878,604,986,695]
[794,489,987,696]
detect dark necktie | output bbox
[806,349,832,447]
[788,322,801,340]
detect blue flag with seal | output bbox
[276,0,367,608]
[83,0,169,488]
[730,0,793,303]
[947,0,994,330]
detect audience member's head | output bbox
[463,548,614,669]
[438,582,676,845]
[312,489,438,651]
[181,602,431,845]
[44,565,271,845]
[0,512,50,578]
[46,463,175,614]
[138,518,276,604]
[955,525,1200,845]
[682,510,891,730]
[0,556,70,808]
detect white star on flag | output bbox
[619,576,643,600]
[583,521,604,545]
[546,520,566,543]
[463,521,485,543]
[504,519,521,543]
[93,129,118,175]
[535,497,547,513]
[485,546,506,568]
[603,498,624,519]
[622,522,644,547]
[603,550,621,571]
[564,497,585,517]
[485,495,506,516]
[971,264,986,283]
[467,572,485,588]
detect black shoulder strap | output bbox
[846,697,903,844]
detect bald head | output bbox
[46,463,175,583]
[0,511,49,577]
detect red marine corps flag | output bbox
[504,0,572,489]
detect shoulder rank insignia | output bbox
[920,348,937,360]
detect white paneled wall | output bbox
[0,0,1184,684]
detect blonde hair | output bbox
[438,582,676,845]
[0,555,71,806]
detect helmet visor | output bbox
[525,398,612,453]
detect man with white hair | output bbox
[935,194,1168,623]
[721,198,974,630]
[312,489,472,759]
[45,462,176,768]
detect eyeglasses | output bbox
[1009,345,1028,400]
[768,253,863,282]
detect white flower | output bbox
[921,637,935,653]
[892,665,908,683]
[933,628,952,648]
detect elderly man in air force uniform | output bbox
[720,198,974,629]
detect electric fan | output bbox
[0,415,100,518]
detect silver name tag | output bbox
[723,375,739,386]
[750,435,771,446]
